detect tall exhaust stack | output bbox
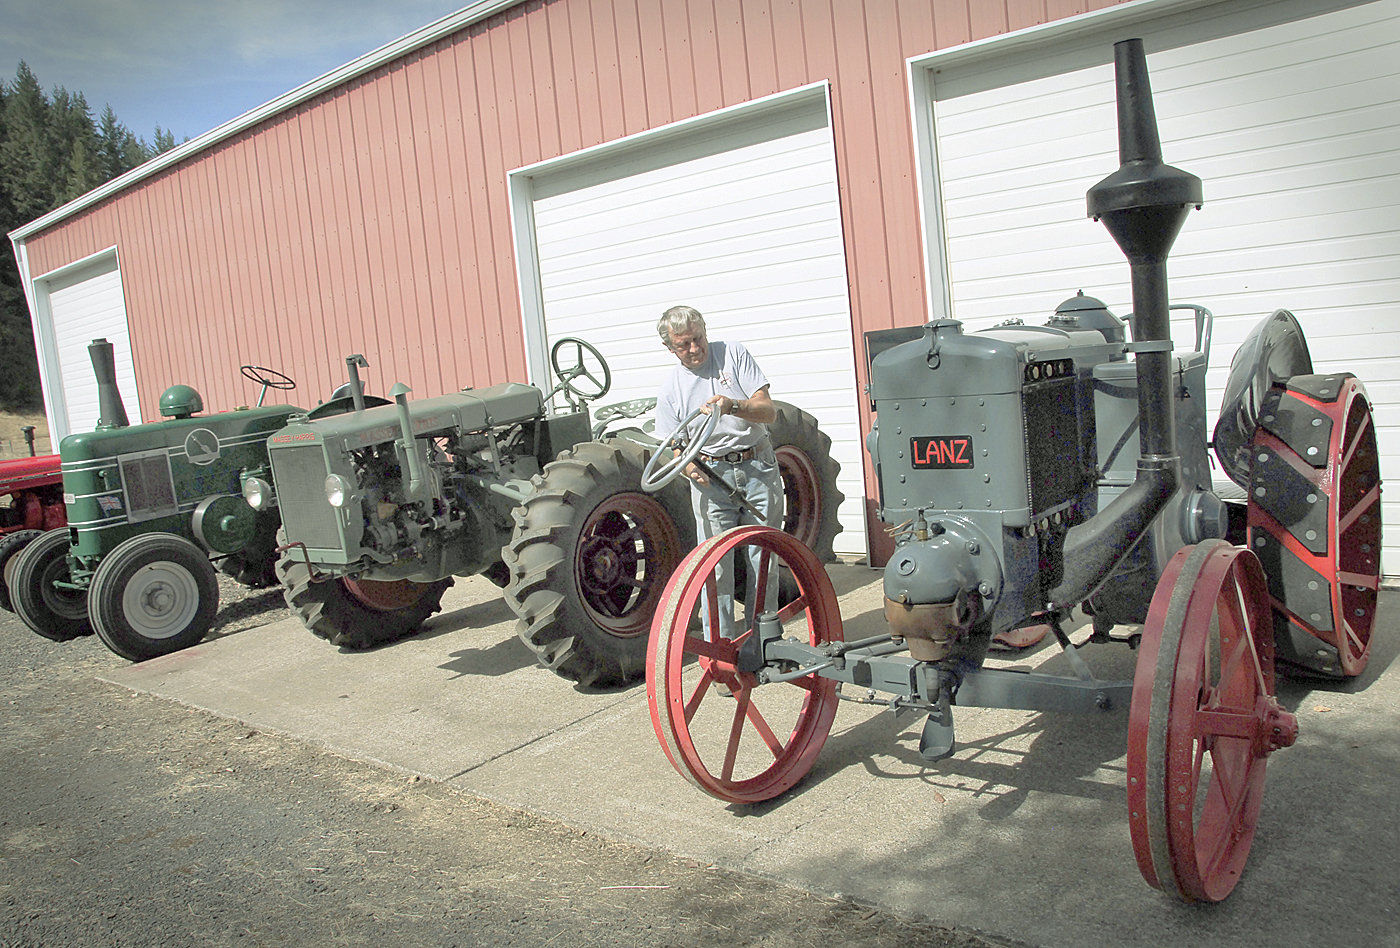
[1049,38,1203,608]
[89,338,130,430]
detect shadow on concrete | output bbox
[438,634,538,679]
[424,596,517,637]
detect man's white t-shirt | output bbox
[656,340,770,455]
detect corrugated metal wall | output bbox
[21,0,1121,426]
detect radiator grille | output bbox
[272,445,343,551]
[1023,374,1084,516]
[120,453,177,523]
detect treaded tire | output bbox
[0,528,42,613]
[89,533,220,661]
[505,438,691,687]
[10,527,91,641]
[1246,373,1381,678]
[275,533,453,650]
[216,515,280,589]
[770,400,843,562]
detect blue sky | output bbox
[1,0,470,144]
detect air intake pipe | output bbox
[1048,38,1202,608]
[89,338,130,430]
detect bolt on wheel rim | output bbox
[775,446,822,548]
[342,578,429,611]
[122,562,201,639]
[575,492,680,638]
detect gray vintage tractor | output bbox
[256,339,841,688]
[645,39,1380,903]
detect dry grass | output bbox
[0,410,53,458]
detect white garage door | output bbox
[926,0,1400,574]
[527,92,867,555]
[42,254,142,439]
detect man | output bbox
[655,305,782,642]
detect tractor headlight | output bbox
[324,474,354,508]
[242,476,272,510]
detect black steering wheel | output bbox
[548,337,611,409]
[641,405,720,492]
[240,364,296,407]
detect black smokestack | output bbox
[89,338,130,430]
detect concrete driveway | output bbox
[104,566,1399,947]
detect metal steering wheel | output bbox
[641,404,720,492]
[548,337,612,410]
[239,364,297,407]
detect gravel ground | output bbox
[0,573,998,947]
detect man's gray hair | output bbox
[658,305,706,344]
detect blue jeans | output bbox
[689,446,782,641]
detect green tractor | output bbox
[8,340,301,661]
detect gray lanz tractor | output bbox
[644,40,1380,903]
[255,340,841,687]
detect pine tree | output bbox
[1,62,165,409]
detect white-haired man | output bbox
[655,304,783,643]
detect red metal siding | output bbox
[22,0,1123,433]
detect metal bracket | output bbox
[273,540,330,584]
[1124,340,1174,353]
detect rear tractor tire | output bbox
[10,527,91,641]
[275,538,453,650]
[770,400,843,562]
[89,534,220,662]
[1246,374,1381,677]
[0,528,43,613]
[216,515,280,589]
[505,438,691,687]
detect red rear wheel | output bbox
[1128,541,1297,903]
[1246,374,1380,677]
[647,525,843,803]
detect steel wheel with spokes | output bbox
[647,525,843,803]
[1128,540,1298,903]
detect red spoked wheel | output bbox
[1246,374,1381,677]
[1128,541,1298,903]
[647,525,843,803]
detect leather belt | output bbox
[701,446,758,464]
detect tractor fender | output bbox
[1212,309,1312,488]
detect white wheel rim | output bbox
[121,561,200,639]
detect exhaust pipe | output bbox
[89,338,130,430]
[1049,38,1202,608]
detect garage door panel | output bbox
[43,257,142,438]
[929,0,1400,573]
[531,98,867,554]
[541,222,845,290]
[542,200,842,266]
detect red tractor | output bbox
[0,451,65,613]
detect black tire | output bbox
[89,533,221,661]
[216,515,280,589]
[769,400,843,562]
[10,527,91,641]
[0,529,43,613]
[275,534,453,649]
[505,438,691,687]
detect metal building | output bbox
[9,0,1399,568]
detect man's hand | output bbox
[685,462,709,486]
[700,388,776,424]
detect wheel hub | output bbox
[141,581,177,616]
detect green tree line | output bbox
[0,61,179,410]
